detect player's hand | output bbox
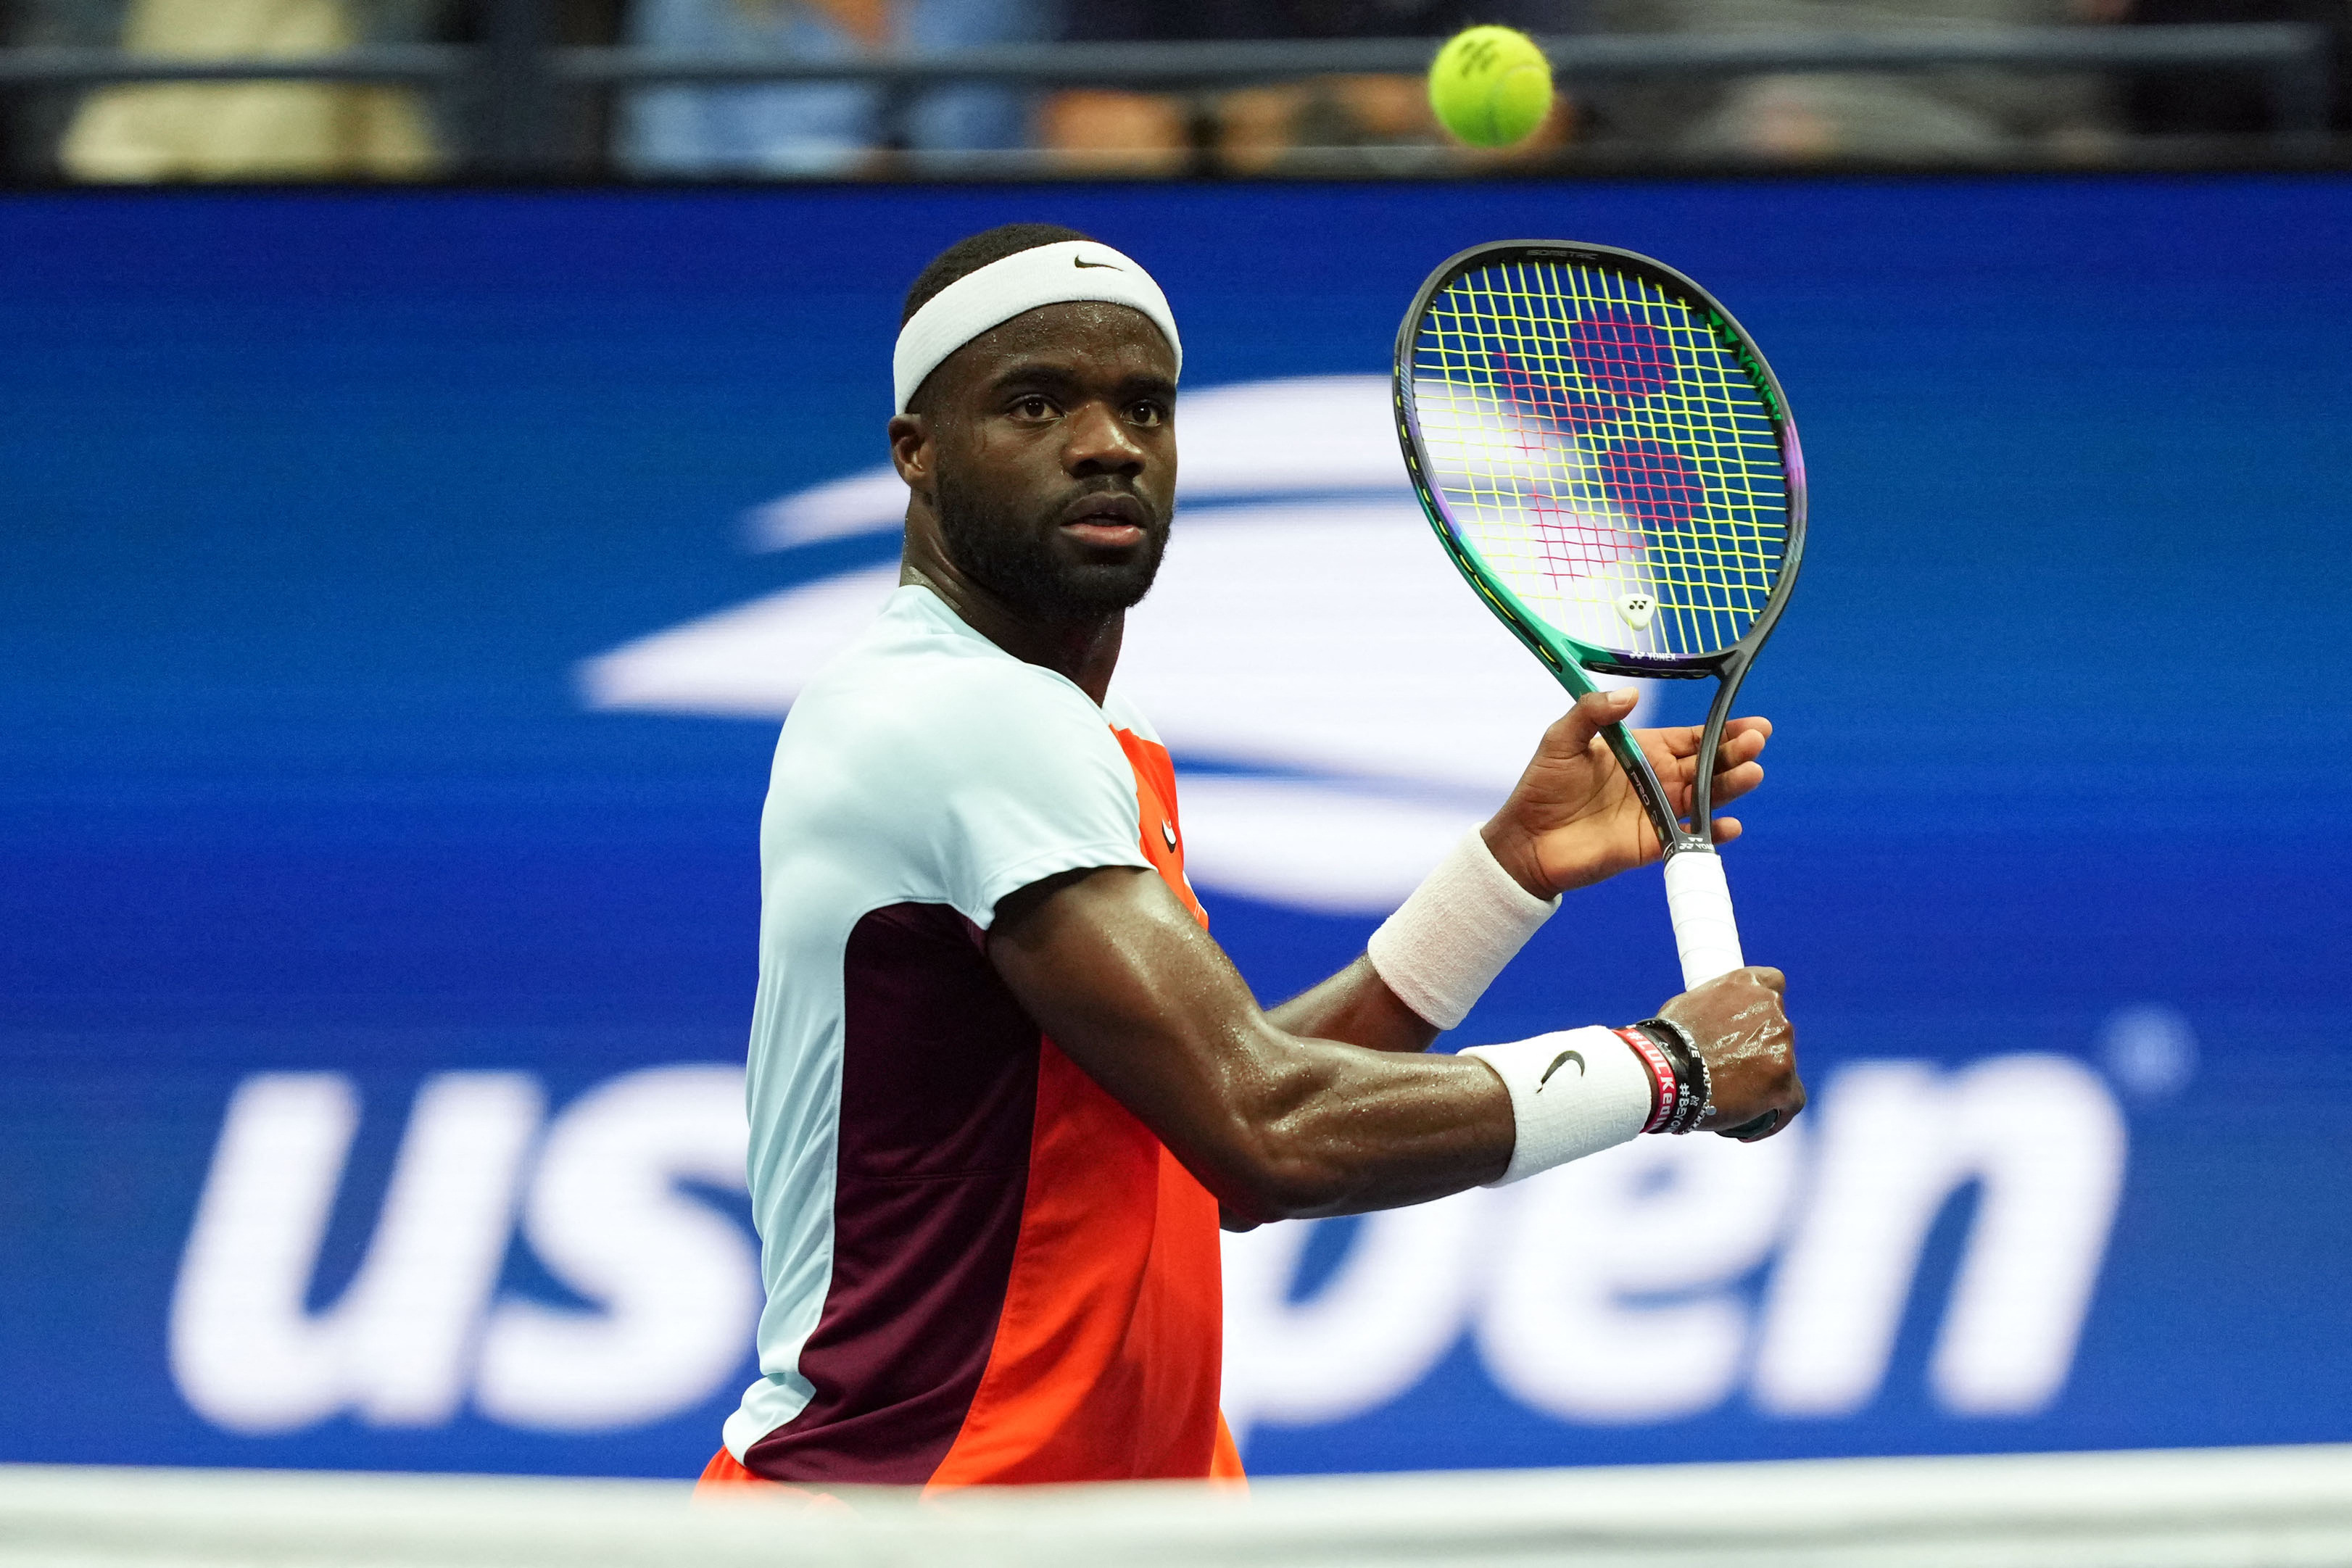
[1658,967,1804,1140]
[1482,688,1771,898]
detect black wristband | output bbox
[1635,1018,1710,1134]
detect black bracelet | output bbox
[1635,1017,1710,1134]
[1665,1019,1714,1134]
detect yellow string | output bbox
[1412,259,1786,659]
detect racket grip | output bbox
[1664,848,1745,990]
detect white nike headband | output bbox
[891,239,1183,415]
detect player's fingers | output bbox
[1747,965,1786,995]
[1712,728,1768,771]
[1712,760,1765,804]
[1723,1109,1786,1141]
[1652,723,1704,758]
[1710,815,1743,844]
[1552,688,1638,752]
[1660,718,1769,767]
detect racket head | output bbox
[1393,240,1806,686]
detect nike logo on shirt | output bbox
[1074,256,1121,269]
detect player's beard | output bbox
[935,468,1168,620]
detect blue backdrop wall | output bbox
[2,176,2348,1480]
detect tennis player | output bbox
[698,224,1805,1495]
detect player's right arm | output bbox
[987,865,1802,1224]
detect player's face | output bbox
[924,302,1177,621]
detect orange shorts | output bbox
[692,1448,851,1510]
[695,1425,1246,1501]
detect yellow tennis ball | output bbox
[1428,25,1554,149]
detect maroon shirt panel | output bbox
[742,902,1040,1485]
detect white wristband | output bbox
[1459,1027,1653,1185]
[1366,829,1558,1030]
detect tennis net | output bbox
[6,1443,2351,1568]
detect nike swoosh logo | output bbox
[1074,257,1122,270]
[1536,1050,1585,1090]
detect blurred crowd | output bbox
[0,0,2343,180]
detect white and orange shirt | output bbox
[722,584,1238,1488]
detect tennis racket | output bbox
[1394,239,1805,995]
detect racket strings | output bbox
[1410,258,1787,659]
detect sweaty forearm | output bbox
[1264,957,1440,1055]
[1264,828,1560,1053]
[1189,1030,1514,1221]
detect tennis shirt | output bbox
[721,584,1240,1487]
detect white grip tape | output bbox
[1459,1027,1654,1185]
[1664,848,1745,990]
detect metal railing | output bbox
[0,21,2332,177]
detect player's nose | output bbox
[1062,399,1148,478]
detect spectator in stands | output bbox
[1042,0,1577,175]
[1579,0,2124,162]
[1,0,117,177]
[620,0,1051,177]
[38,0,444,180]
[2118,0,2347,138]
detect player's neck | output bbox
[901,558,1122,705]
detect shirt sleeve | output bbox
[917,663,1152,930]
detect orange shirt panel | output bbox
[924,726,1230,1489]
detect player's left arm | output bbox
[1264,688,1771,1054]
[987,864,1802,1225]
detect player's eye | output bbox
[1010,394,1056,420]
[1127,400,1168,427]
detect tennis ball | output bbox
[1428,25,1554,149]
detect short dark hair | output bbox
[900,223,1093,326]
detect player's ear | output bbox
[887,412,931,488]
